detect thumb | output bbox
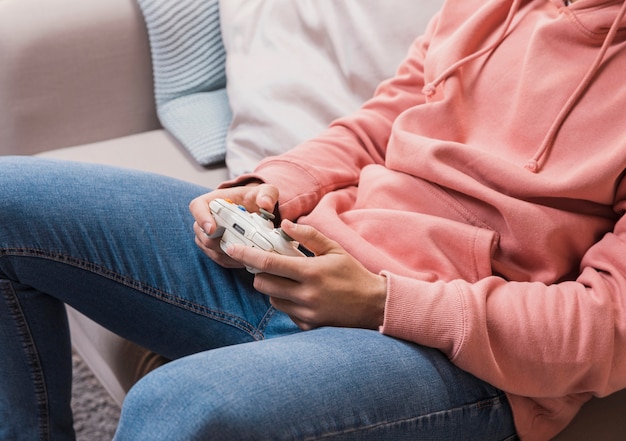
[280,220,340,256]
[255,184,280,213]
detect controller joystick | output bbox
[258,207,275,221]
[208,198,306,273]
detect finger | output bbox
[280,220,341,256]
[269,296,318,331]
[255,184,280,213]
[193,222,244,268]
[193,220,227,251]
[193,221,216,246]
[189,199,216,236]
[189,186,260,228]
[189,191,237,235]
[253,271,301,301]
[270,297,322,331]
[225,243,299,279]
[194,235,244,268]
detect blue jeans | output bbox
[0,156,518,440]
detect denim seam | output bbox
[256,303,279,335]
[0,279,50,441]
[304,393,512,441]
[1,248,266,341]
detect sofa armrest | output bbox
[0,0,160,155]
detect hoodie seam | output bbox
[423,182,497,233]
[257,158,356,206]
[449,280,469,362]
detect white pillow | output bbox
[219,0,444,178]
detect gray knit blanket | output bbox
[136,0,232,165]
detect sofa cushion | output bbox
[36,130,228,189]
[220,0,444,177]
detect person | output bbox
[2,0,626,439]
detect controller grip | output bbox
[207,225,225,239]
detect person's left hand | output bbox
[224,220,387,331]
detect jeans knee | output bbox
[115,362,228,440]
[115,357,278,441]
[115,369,178,440]
[0,157,52,221]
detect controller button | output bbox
[251,232,273,251]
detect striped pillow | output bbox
[137,0,232,166]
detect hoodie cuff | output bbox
[379,271,467,360]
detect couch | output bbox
[1,0,625,439]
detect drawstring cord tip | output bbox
[422,83,436,98]
[524,159,539,173]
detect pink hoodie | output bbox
[227,0,626,439]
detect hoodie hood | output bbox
[563,0,626,36]
[422,0,626,173]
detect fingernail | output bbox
[224,244,235,256]
[202,222,213,235]
[260,195,274,206]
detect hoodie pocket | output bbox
[408,214,499,282]
[335,208,499,283]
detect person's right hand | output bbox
[188,182,280,268]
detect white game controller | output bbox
[208,198,306,273]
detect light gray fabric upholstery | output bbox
[0,0,159,155]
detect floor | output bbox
[72,349,120,440]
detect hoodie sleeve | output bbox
[381,187,626,401]
[238,18,441,221]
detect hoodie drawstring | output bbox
[524,0,626,172]
[422,0,525,98]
